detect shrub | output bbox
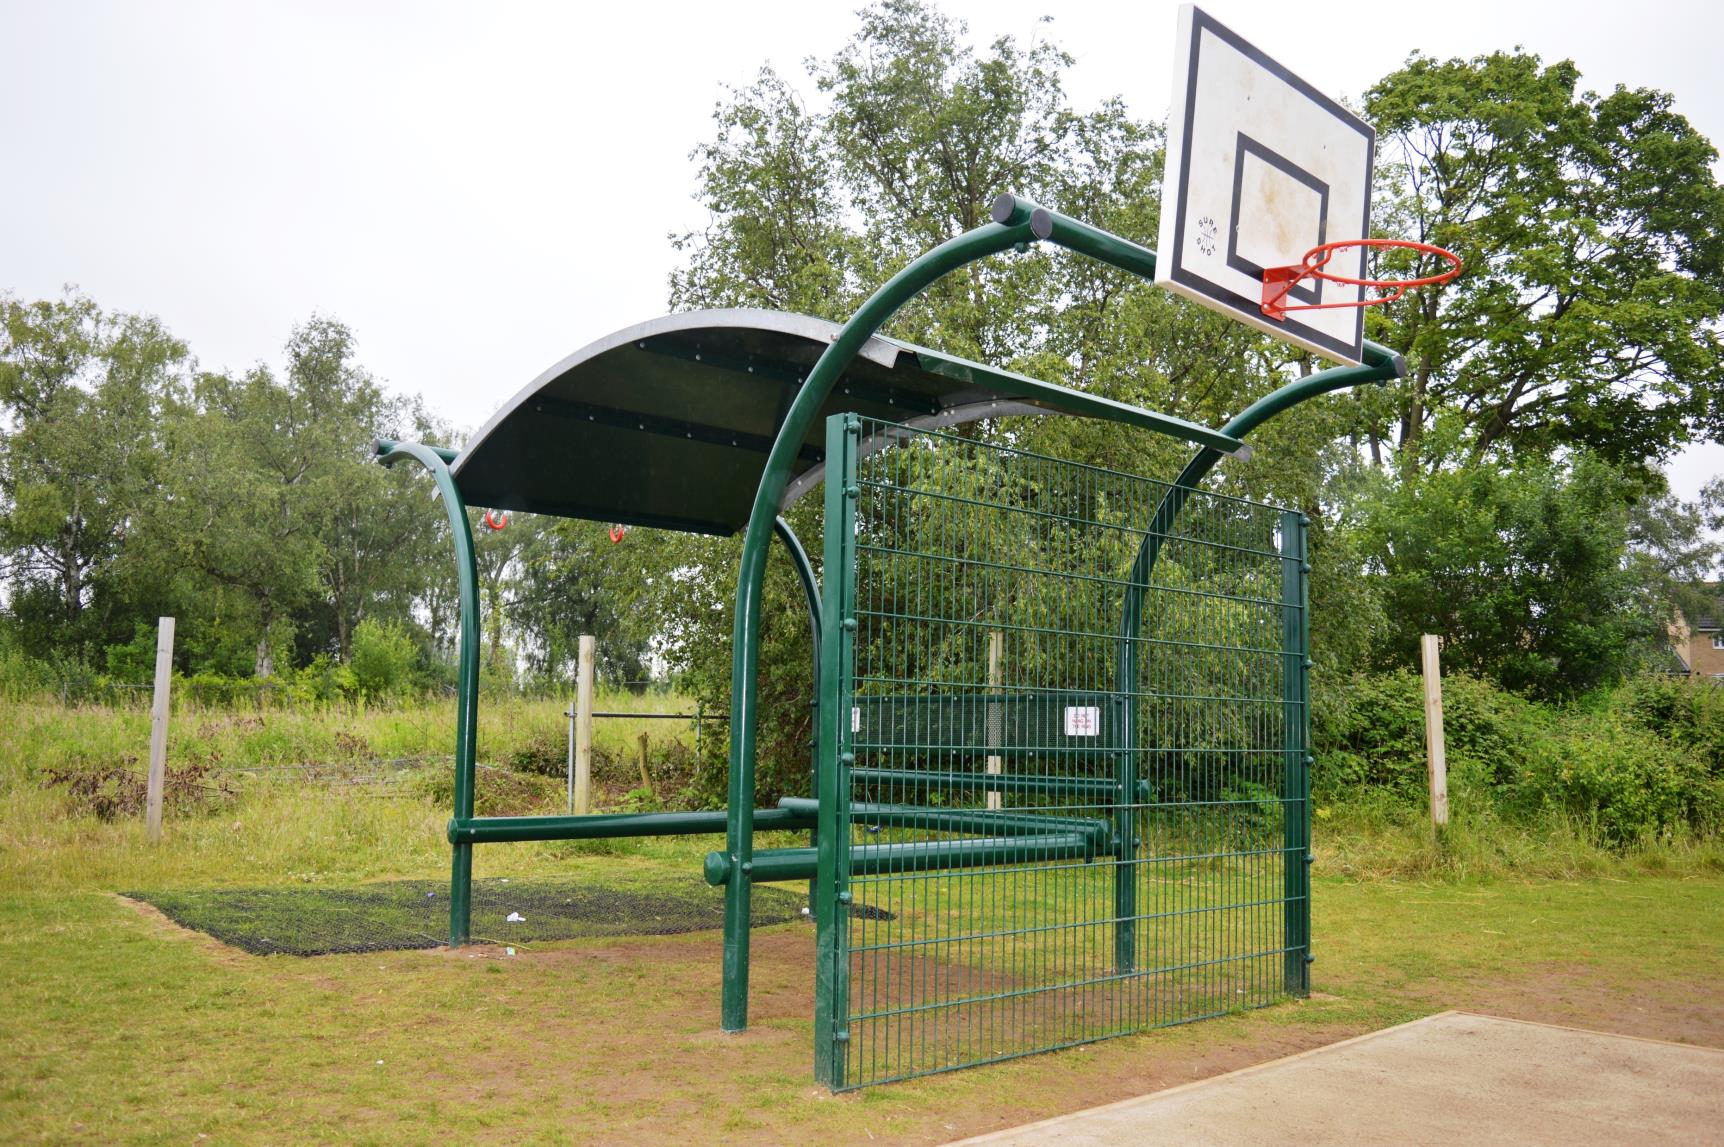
[1311,668,1552,805]
[349,619,417,700]
[1519,717,1719,844]
[1617,674,1724,775]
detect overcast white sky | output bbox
[2,0,1720,498]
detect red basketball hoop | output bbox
[1262,238,1462,321]
[482,510,509,531]
[609,524,626,544]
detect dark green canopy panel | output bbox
[451,309,1247,536]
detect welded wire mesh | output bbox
[818,416,1309,1088]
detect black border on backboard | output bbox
[1166,7,1374,362]
[1226,132,1328,307]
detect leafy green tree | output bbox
[141,317,382,676]
[1356,449,1664,697]
[1362,51,1724,470]
[0,291,185,659]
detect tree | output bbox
[1361,51,1724,471]
[143,317,382,677]
[0,291,185,659]
[1356,449,1666,697]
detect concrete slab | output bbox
[947,1011,1724,1146]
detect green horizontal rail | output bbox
[774,797,1110,848]
[849,767,1152,802]
[706,831,1097,886]
[448,807,815,845]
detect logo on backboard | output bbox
[1196,215,1218,256]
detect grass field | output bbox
[2,696,1722,1143]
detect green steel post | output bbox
[1281,511,1312,994]
[813,413,860,1088]
[722,199,1045,1032]
[1296,514,1315,993]
[374,439,479,947]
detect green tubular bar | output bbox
[1108,346,1407,975]
[848,767,1151,803]
[374,438,479,947]
[813,413,859,1084]
[449,807,816,845]
[773,515,823,892]
[706,831,1096,887]
[774,797,1110,848]
[726,191,1309,1032]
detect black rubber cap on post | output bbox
[1030,208,1053,241]
[1390,353,1408,379]
[990,193,1020,225]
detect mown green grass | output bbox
[1,875,1717,1144]
[2,695,1722,1142]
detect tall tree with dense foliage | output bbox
[141,318,386,676]
[1361,51,1724,471]
[0,291,186,659]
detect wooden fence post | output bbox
[637,732,654,798]
[1420,634,1449,827]
[986,630,1004,811]
[575,635,595,814]
[145,617,175,842]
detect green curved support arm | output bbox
[1107,349,1406,974]
[374,438,481,947]
[719,199,1050,1030]
[773,516,823,797]
[721,192,1262,1031]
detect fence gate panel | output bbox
[814,414,1310,1089]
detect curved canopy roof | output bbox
[451,309,1246,537]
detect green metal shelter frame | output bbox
[376,191,1404,1079]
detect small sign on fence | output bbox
[1062,705,1101,738]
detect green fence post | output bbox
[375,439,480,947]
[1281,510,1312,995]
[813,414,860,1089]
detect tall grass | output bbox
[5,680,1724,898]
[0,689,722,894]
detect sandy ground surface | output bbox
[947,1011,1724,1146]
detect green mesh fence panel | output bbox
[814,415,1310,1088]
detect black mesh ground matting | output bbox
[125,875,810,956]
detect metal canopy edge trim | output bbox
[449,308,903,482]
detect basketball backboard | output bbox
[1155,5,1375,365]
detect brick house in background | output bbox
[1672,602,1724,679]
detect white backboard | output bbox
[1155,5,1375,365]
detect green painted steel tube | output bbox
[813,414,859,1084]
[724,201,1047,1033]
[731,192,1273,1032]
[775,797,1109,848]
[774,514,823,892]
[1108,349,1407,974]
[708,831,1095,887]
[1282,511,1313,995]
[449,807,816,845]
[375,437,457,465]
[375,440,479,947]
